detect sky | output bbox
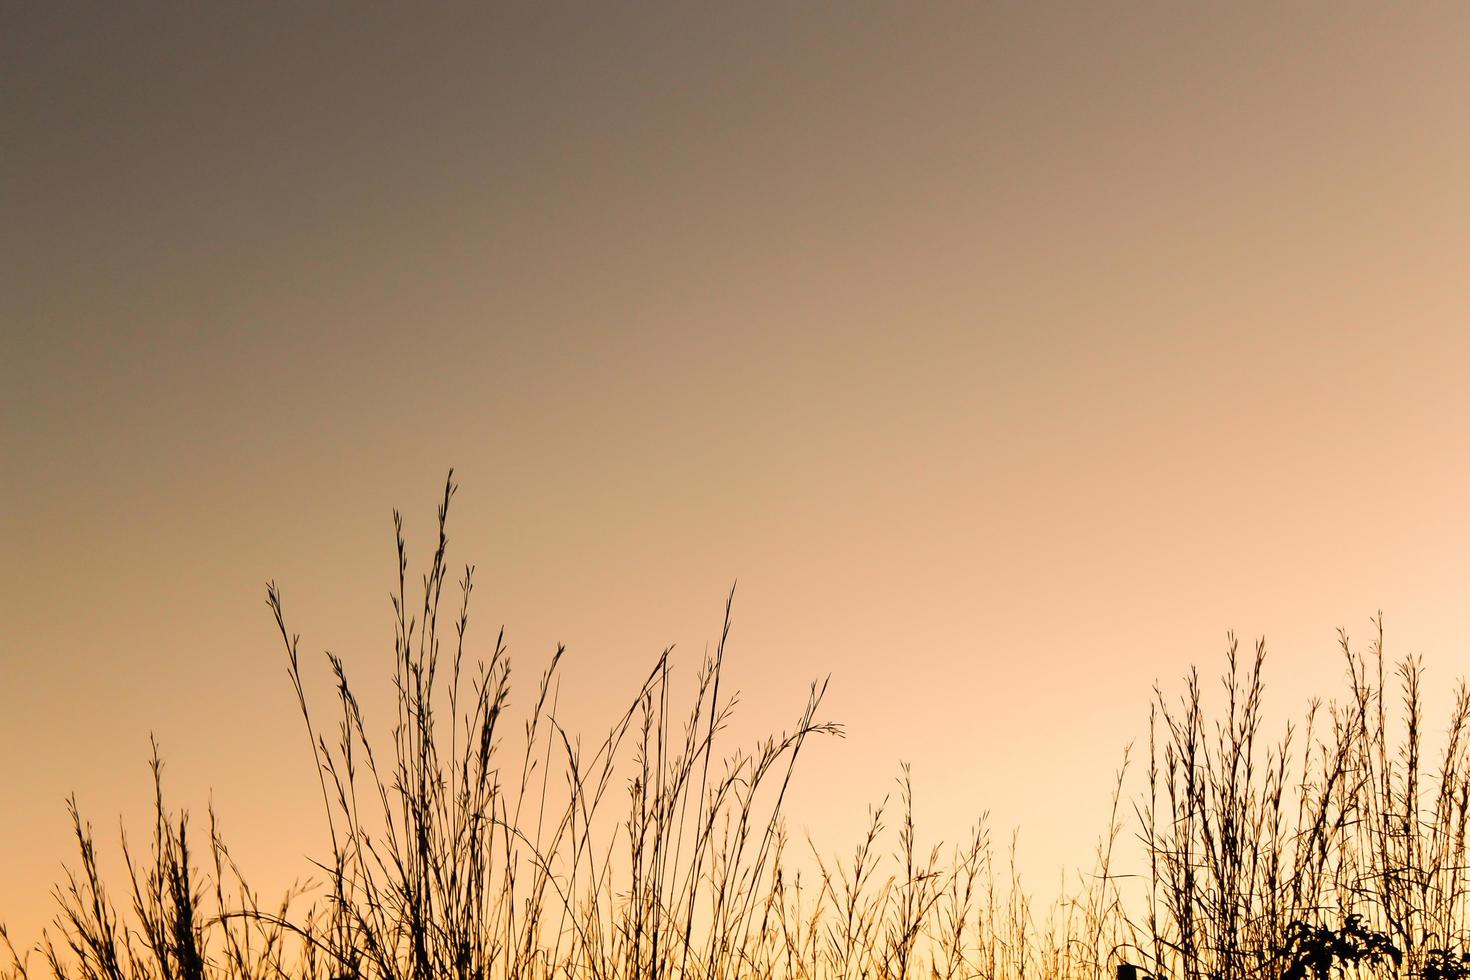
[5,1,1470,947]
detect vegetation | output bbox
[5,474,1470,980]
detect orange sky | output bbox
[5,2,1470,947]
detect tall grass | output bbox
[6,473,1468,980]
[1137,625,1470,980]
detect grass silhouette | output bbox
[6,473,1470,980]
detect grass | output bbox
[5,472,1469,980]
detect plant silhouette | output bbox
[6,474,1470,980]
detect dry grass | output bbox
[6,473,1469,980]
[1137,625,1470,980]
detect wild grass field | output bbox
[6,475,1470,980]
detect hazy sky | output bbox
[5,2,1470,945]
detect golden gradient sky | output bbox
[4,2,1470,945]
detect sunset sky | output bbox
[5,3,1470,946]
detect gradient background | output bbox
[5,2,1470,946]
